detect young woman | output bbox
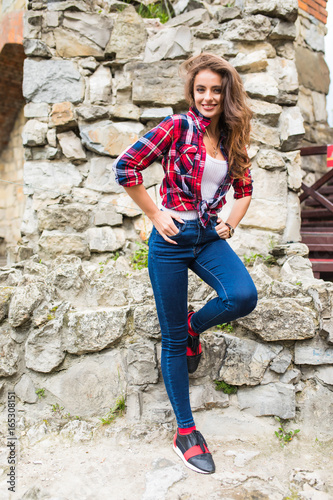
[113,53,258,475]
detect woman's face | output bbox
[193,69,223,121]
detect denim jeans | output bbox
[148,217,258,428]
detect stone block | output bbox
[24,103,49,119]
[42,349,126,417]
[47,129,57,148]
[231,50,268,73]
[54,28,104,58]
[295,46,330,95]
[242,73,279,102]
[45,11,60,28]
[8,283,45,328]
[38,231,90,259]
[214,7,241,23]
[237,382,296,419]
[50,102,76,129]
[23,59,84,104]
[240,198,287,231]
[199,39,238,58]
[38,204,91,231]
[15,374,38,404]
[312,91,327,122]
[256,149,285,170]
[105,6,147,60]
[24,161,82,197]
[84,157,123,194]
[127,341,158,385]
[190,383,229,411]
[279,107,305,151]
[133,305,160,339]
[63,11,113,49]
[249,99,282,127]
[57,131,87,162]
[270,21,296,40]
[109,103,141,121]
[295,336,333,366]
[76,105,109,122]
[250,166,287,202]
[283,191,301,243]
[47,0,90,11]
[165,8,210,27]
[267,58,299,105]
[142,163,164,189]
[140,108,174,122]
[297,86,314,124]
[144,26,192,63]
[244,0,298,22]
[85,227,126,253]
[22,120,48,147]
[315,366,333,386]
[94,207,123,227]
[251,120,280,148]
[218,333,282,386]
[63,307,129,355]
[284,151,302,191]
[79,120,144,157]
[89,66,112,105]
[0,286,15,323]
[0,333,19,377]
[23,39,52,58]
[269,350,292,374]
[223,15,271,42]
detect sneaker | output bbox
[186,312,202,374]
[173,429,215,474]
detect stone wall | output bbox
[0,108,26,259]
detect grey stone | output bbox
[54,28,104,58]
[251,120,280,148]
[128,271,154,303]
[63,307,129,355]
[42,349,126,417]
[76,105,109,122]
[270,21,296,40]
[24,162,82,197]
[25,304,69,373]
[295,336,333,366]
[132,66,186,107]
[315,366,333,386]
[127,341,158,385]
[249,99,282,127]
[200,39,238,58]
[173,0,204,16]
[142,458,186,500]
[79,120,144,157]
[47,0,90,11]
[59,420,94,443]
[284,151,303,192]
[280,368,301,384]
[267,58,299,105]
[85,227,126,253]
[24,11,43,40]
[63,11,113,49]
[105,6,147,60]
[24,103,49,119]
[47,129,57,148]
[244,0,298,22]
[144,26,192,63]
[270,350,292,374]
[192,21,220,40]
[8,283,45,328]
[237,298,317,341]
[218,334,282,386]
[165,8,209,27]
[23,59,84,104]
[141,108,174,122]
[38,205,91,231]
[296,380,333,438]
[312,91,327,122]
[301,19,326,53]
[84,157,123,194]
[89,66,112,105]
[49,256,84,291]
[45,11,60,28]
[22,120,48,147]
[57,131,87,162]
[94,207,123,227]
[133,305,160,339]
[15,374,38,404]
[190,383,229,411]
[0,286,14,323]
[109,103,141,121]
[231,50,268,73]
[223,15,271,42]
[242,73,279,101]
[279,107,305,151]
[0,333,19,377]
[256,149,285,170]
[280,255,314,282]
[23,39,52,58]
[214,7,241,23]
[38,231,90,259]
[224,449,260,468]
[237,382,296,419]
[295,46,330,95]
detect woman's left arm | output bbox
[215,196,251,239]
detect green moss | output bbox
[214,380,238,394]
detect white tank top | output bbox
[162,153,228,220]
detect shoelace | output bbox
[188,334,200,355]
[192,430,208,454]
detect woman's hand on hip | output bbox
[150,211,184,245]
[215,218,230,239]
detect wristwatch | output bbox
[225,223,234,238]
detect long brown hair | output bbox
[179,53,252,180]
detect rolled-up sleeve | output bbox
[232,168,253,199]
[112,115,174,187]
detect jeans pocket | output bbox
[169,220,187,239]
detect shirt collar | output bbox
[187,106,211,134]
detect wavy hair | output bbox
[179,53,252,180]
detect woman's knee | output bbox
[222,282,257,318]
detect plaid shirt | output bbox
[112,106,253,226]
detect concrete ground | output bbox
[1,406,333,500]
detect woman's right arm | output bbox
[123,184,184,245]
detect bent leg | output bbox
[190,238,258,334]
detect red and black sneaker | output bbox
[187,311,202,374]
[173,429,215,474]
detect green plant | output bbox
[36,388,46,399]
[137,1,170,23]
[112,251,120,261]
[284,488,301,500]
[243,253,264,266]
[216,323,233,333]
[50,403,81,420]
[47,314,55,321]
[50,305,58,312]
[131,241,149,270]
[274,416,300,447]
[214,380,237,394]
[99,396,126,425]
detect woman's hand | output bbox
[150,211,184,245]
[215,218,231,239]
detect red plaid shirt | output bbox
[113,106,253,226]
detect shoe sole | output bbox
[173,444,214,474]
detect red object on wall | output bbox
[298,0,328,24]
[327,145,333,168]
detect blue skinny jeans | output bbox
[148,217,258,429]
